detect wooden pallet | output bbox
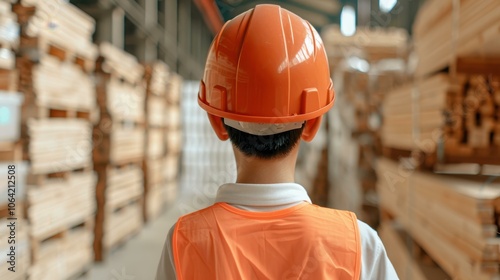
[17,56,96,114]
[145,184,166,222]
[93,163,144,261]
[143,61,169,127]
[26,169,96,241]
[13,0,97,70]
[166,73,182,105]
[321,25,409,63]
[166,103,181,130]
[376,158,500,280]
[28,216,94,280]
[381,70,500,166]
[165,128,182,155]
[379,221,450,280]
[413,0,500,77]
[0,217,30,280]
[164,154,180,182]
[95,196,143,261]
[143,157,165,222]
[93,120,145,166]
[143,61,170,97]
[98,42,144,86]
[23,117,93,174]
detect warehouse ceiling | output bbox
[213,0,424,34]
[215,0,342,27]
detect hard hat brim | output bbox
[198,94,335,124]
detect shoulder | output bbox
[356,220,399,280]
[356,220,383,252]
[176,204,221,226]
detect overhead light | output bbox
[379,0,397,13]
[346,56,369,73]
[340,5,356,36]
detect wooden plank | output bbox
[379,222,450,280]
[376,158,500,279]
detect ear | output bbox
[301,116,322,142]
[207,114,229,141]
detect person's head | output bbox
[198,4,334,160]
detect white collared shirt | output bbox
[156,183,398,279]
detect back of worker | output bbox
[155,4,398,280]
[173,203,360,280]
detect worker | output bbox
[156,4,398,279]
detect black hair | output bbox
[223,121,304,159]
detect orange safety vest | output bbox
[173,202,361,280]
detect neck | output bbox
[233,145,299,184]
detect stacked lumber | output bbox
[0,0,22,165]
[0,162,29,280]
[0,0,18,91]
[143,62,170,221]
[13,0,96,68]
[26,119,92,173]
[164,73,183,205]
[26,172,96,239]
[0,218,29,280]
[379,221,450,280]
[103,201,142,249]
[320,25,410,227]
[8,1,98,278]
[381,73,500,165]
[377,158,500,280]
[413,0,500,77]
[102,166,142,249]
[106,165,143,212]
[0,92,27,280]
[13,0,97,110]
[93,42,145,261]
[321,25,408,64]
[28,219,93,280]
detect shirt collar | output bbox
[214,182,312,206]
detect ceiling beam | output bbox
[194,0,224,34]
[107,0,204,76]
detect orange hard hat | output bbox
[198,4,334,141]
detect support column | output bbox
[177,0,191,78]
[136,0,158,62]
[97,6,125,48]
[164,0,178,71]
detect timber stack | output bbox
[12,0,97,278]
[142,61,169,222]
[0,0,22,167]
[377,158,500,279]
[0,2,28,279]
[93,42,145,261]
[0,0,18,92]
[381,0,500,167]
[164,72,182,206]
[321,25,409,228]
[377,1,500,279]
[381,73,500,167]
